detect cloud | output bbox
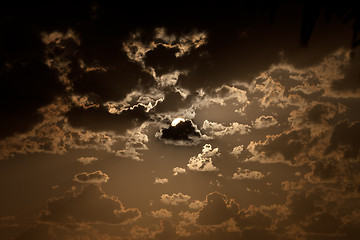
[160,193,191,205]
[66,105,149,135]
[197,192,239,226]
[187,144,220,172]
[327,120,360,159]
[41,29,80,91]
[232,168,266,180]
[253,115,278,129]
[188,200,206,210]
[124,27,206,67]
[154,177,169,184]
[114,122,149,161]
[251,71,306,109]
[288,101,345,137]
[40,184,141,224]
[230,145,244,158]
[0,97,151,161]
[202,120,251,137]
[246,129,310,165]
[152,220,177,240]
[73,171,109,184]
[76,156,98,165]
[151,209,173,219]
[173,167,186,176]
[0,60,63,140]
[156,119,205,146]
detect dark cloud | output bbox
[312,158,339,181]
[159,120,202,143]
[0,60,63,139]
[145,45,181,76]
[71,52,155,102]
[153,90,190,113]
[40,184,140,224]
[197,192,239,226]
[152,220,177,240]
[66,105,149,134]
[251,129,310,165]
[16,224,53,240]
[327,120,360,159]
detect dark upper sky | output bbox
[1,1,360,240]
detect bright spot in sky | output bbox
[171,118,185,126]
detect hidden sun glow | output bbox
[171,118,185,126]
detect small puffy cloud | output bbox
[76,156,98,165]
[151,209,173,219]
[173,167,186,176]
[154,177,169,184]
[73,171,109,184]
[202,120,251,137]
[187,144,220,172]
[232,168,265,180]
[230,145,244,158]
[188,200,206,210]
[253,115,278,129]
[160,193,191,205]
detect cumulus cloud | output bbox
[123,27,207,67]
[198,85,248,107]
[202,120,251,137]
[188,200,206,210]
[115,122,149,161]
[246,129,310,165]
[187,144,220,172]
[156,119,206,146]
[197,192,239,226]
[151,209,173,219]
[160,193,191,205]
[73,171,109,184]
[232,168,266,180]
[253,115,278,129]
[230,145,244,158]
[40,184,141,224]
[154,177,169,184]
[173,167,186,176]
[76,156,98,165]
[0,97,149,161]
[251,71,306,109]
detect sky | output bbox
[1,1,360,240]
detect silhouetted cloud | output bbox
[73,171,109,184]
[40,184,140,224]
[157,119,205,146]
